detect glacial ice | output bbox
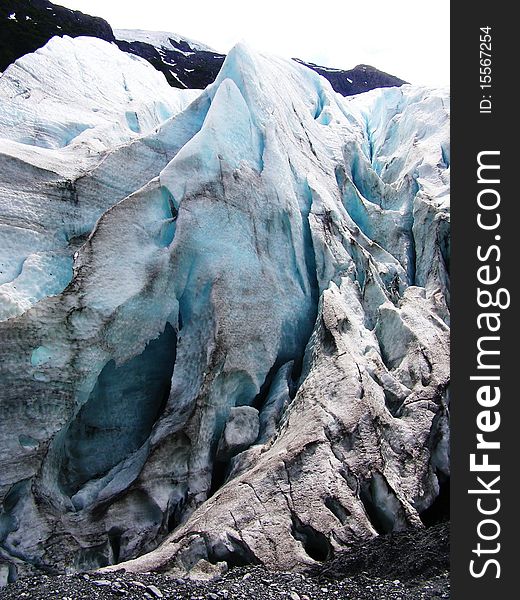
[0,35,199,150]
[0,37,449,579]
[0,35,200,322]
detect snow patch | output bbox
[115,29,215,53]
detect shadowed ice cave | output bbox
[59,324,177,497]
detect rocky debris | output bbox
[0,567,449,600]
[314,522,450,581]
[0,524,450,597]
[0,569,451,600]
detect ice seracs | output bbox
[0,37,449,582]
[0,35,199,322]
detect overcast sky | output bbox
[56,0,449,86]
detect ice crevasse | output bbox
[0,36,449,580]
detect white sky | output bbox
[55,0,450,86]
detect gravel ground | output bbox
[0,524,449,600]
[0,569,450,600]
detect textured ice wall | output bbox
[0,38,449,580]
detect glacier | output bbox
[0,36,449,581]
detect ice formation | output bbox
[0,36,449,581]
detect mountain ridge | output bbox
[0,0,407,94]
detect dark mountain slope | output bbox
[114,33,226,89]
[295,59,407,96]
[0,0,115,71]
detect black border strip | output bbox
[451,4,514,597]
